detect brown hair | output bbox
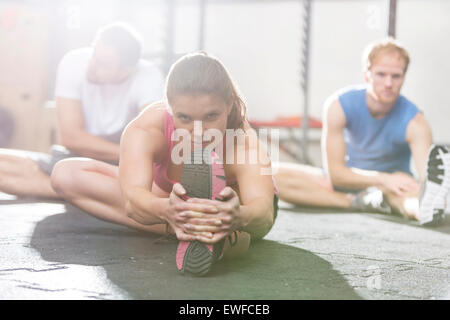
[166,52,247,130]
[93,22,143,67]
[362,37,410,73]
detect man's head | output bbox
[87,22,143,84]
[362,37,410,111]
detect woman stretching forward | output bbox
[51,52,277,276]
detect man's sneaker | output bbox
[351,187,392,214]
[176,150,227,276]
[419,145,450,226]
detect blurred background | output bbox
[0,0,449,167]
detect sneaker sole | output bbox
[176,150,226,276]
[179,150,212,199]
[419,145,449,225]
[177,241,214,277]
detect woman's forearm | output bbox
[124,186,170,225]
[238,196,274,239]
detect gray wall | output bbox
[171,0,450,145]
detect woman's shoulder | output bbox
[132,100,168,132]
[122,101,168,161]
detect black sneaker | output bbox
[419,145,450,227]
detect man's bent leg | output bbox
[383,181,420,220]
[273,162,353,208]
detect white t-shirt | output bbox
[54,47,164,143]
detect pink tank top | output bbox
[152,109,179,193]
[152,109,277,195]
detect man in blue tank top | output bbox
[274,38,450,226]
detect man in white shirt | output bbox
[0,23,164,198]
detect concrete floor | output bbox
[0,192,449,300]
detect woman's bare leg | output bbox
[222,231,251,259]
[51,158,267,259]
[273,162,353,208]
[51,158,168,234]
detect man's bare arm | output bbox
[406,112,432,183]
[323,98,419,195]
[56,97,120,161]
[322,98,386,190]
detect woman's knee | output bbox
[50,159,83,196]
[223,231,251,260]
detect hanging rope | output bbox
[299,0,312,164]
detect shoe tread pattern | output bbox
[427,146,446,184]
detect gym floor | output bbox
[1,192,449,300]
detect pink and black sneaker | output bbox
[176,150,227,276]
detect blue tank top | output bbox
[338,86,419,175]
